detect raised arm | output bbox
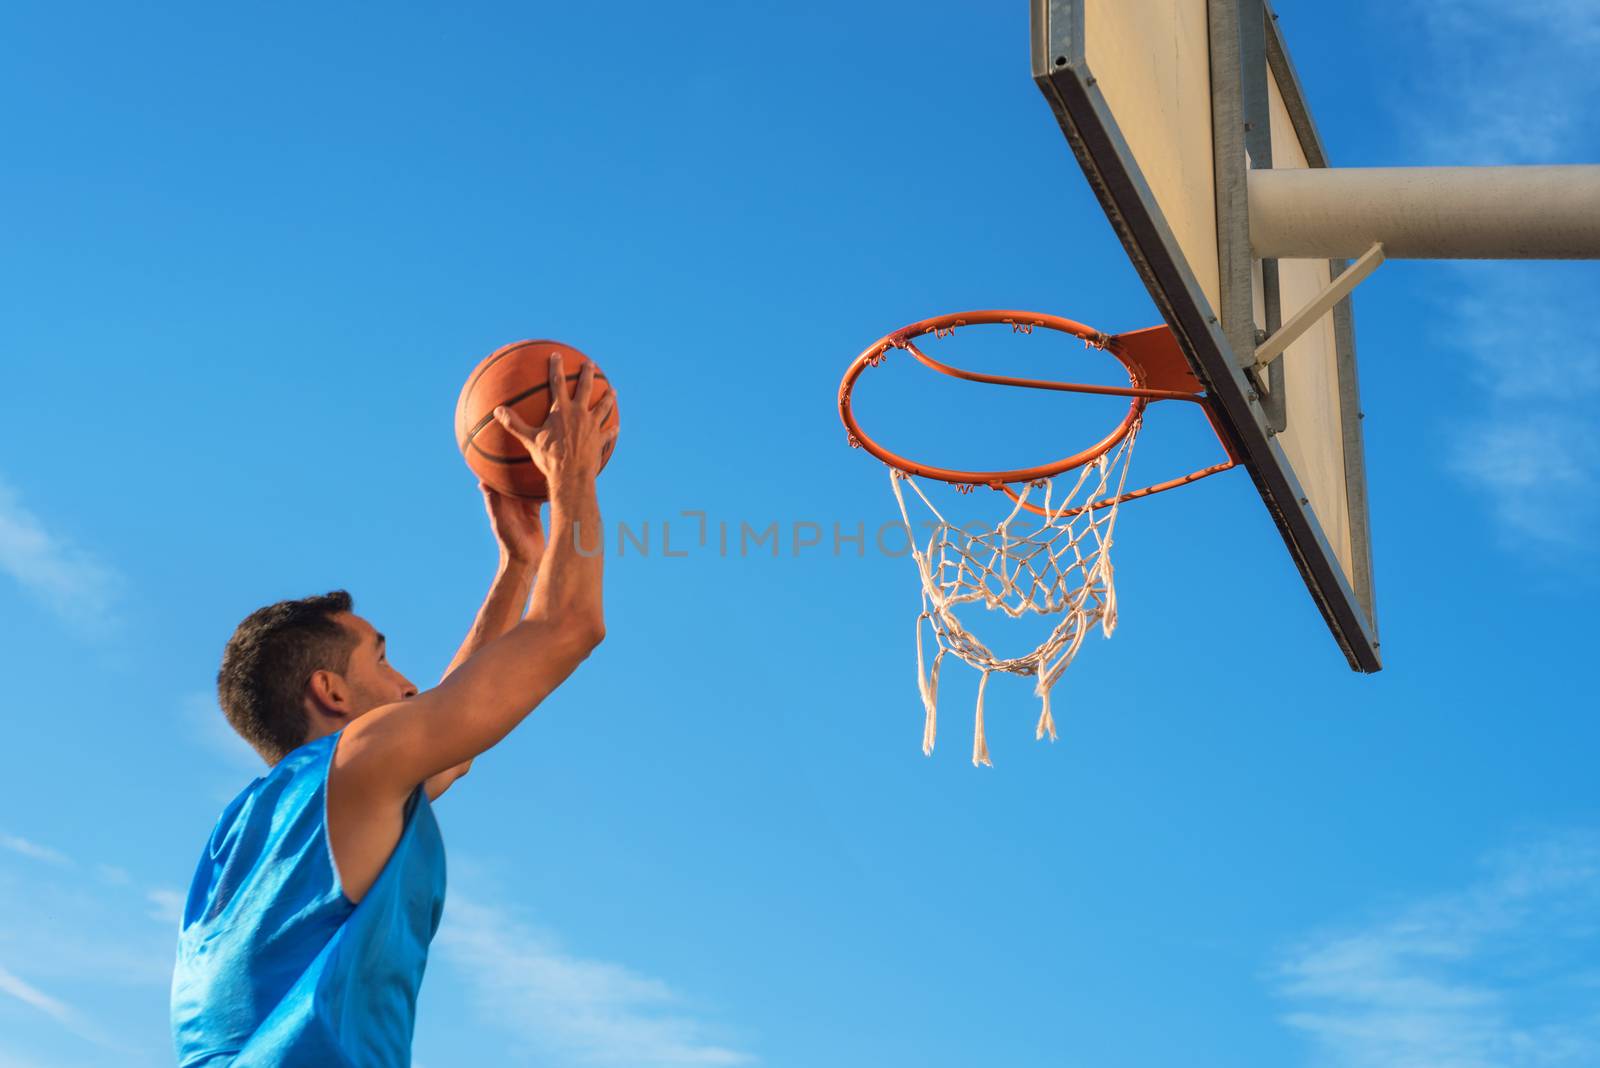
[333,356,614,811]
[421,489,543,799]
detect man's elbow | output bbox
[574,615,606,655]
[522,608,606,664]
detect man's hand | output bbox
[493,354,617,500]
[482,484,546,567]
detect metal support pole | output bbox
[1249,165,1600,260]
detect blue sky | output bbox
[2,1,1597,1066]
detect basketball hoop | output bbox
[838,310,1239,764]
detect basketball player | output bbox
[171,355,615,1065]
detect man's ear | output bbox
[306,669,353,719]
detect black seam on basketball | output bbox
[462,398,616,463]
[464,404,618,461]
[468,443,534,464]
[461,340,556,413]
[461,371,611,443]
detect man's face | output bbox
[334,613,418,717]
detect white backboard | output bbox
[1032,0,1380,670]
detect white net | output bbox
[888,425,1141,766]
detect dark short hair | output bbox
[217,590,359,764]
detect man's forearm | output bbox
[530,477,605,635]
[441,556,538,683]
[435,471,602,691]
[423,556,536,798]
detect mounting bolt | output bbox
[1299,496,1309,505]
[1086,75,1097,85]
[1266,427,1277,437]
[1246,389,1259,403]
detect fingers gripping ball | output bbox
[457,340,620,499]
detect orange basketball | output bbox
[456,339,620,499]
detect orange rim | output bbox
[838,310,1240,508]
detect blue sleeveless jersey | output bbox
[171,731,446,1067]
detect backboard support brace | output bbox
[1254,242,1384,368]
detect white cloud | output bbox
[93,866,131,887]
[437,894,754,1067]
[1398,0,1600,166]
[1434,266,1600,553]
[1275,830,1600,1068]
[0,964,115,1051]
[0,835,71,868]
[1394,3,1600,557]
[0,965,79,1029]
[1440,267,1600,404]
[1447,411,1599,551]
[0,1045,75,1068]
[144,890,184,928]
[179,692,262,773]
[0,477,119,635]
[0,831,180,991]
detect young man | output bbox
[171,356,615,1066]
